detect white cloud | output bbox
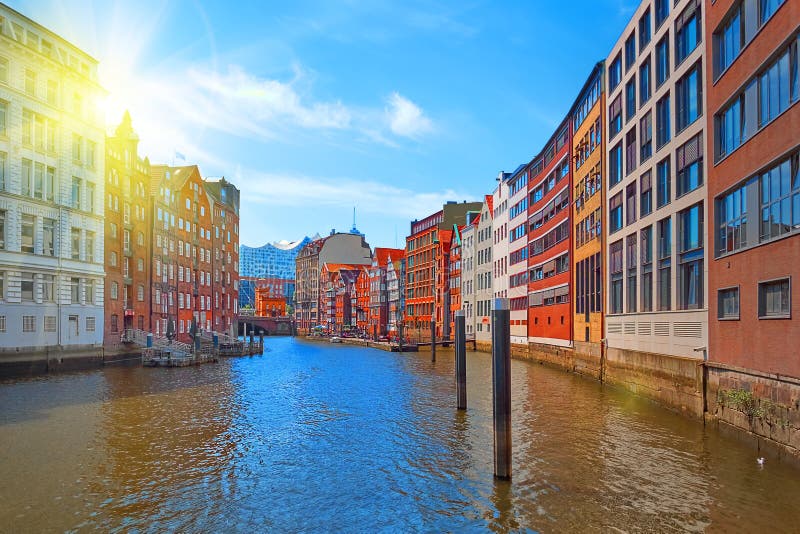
[239,168,462,221]
[386,92,433,139]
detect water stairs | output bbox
[122,329,264,368]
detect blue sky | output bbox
[12,0,637,248]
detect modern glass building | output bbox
[239,237,313,308]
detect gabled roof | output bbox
[484,195,494,220]
[373,247,405,268]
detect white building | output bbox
[492,172,510,304]
[474,196,493,344]
[460,216,476,338]
[505,165,529,345]
[0,5,105,351]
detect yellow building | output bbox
[571,63,605,356]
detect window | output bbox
[675,1,701,66]
[627,233,637,313]
[758,46,791,128]
[110,281,118,300]
[678,203,704,310]
[0,210,4,250]
[640,57,652,106]
[86,141,96,168]
[715,4,742,76]
[21,273,34,301]
[656,93,671,148]
[625,128,637,176]
[71,177,81,208]
[43,218,55,256]
[137,284,145,301]
[609,94,622,138]
[655,0,669,29]
[110,222,118,239]
[610,143,623,188]
[758,277,790,318]
[657,157,671,208]
[625,32,637,71]
[676,133,704,197]
[0,100,6,136]
[610,240,623,314]
[72,134,82,161]
[760,156,798,242]
[641,226,653,311]
[41,275,54,302]
[23,315,35,333]
[111,314,118,333]
[640,171,653,217]
[24,69,36,96]
[71,228,81,260]
[716,94,744,159]
[0,57,7,84]
[718,287,740,319]
[86,317,96,332]
[44,316,56,332]
[86,231,95,262]
[610,192,623,234]
[639,8,652,49]
[640,112,653,163]
[609,54,622,92]
[625,78,637,123]
[656,35,670,87]
[47,80,57,105]
[759,0,785,25]
[676,62,702,132]
[626,182,637,225]
[86,280,95,304]
[716,178,751,256]
[657,216,672,311]
[86,183,95,213]
[21,158,31,196]
[21,214,35,253]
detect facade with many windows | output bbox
[0,5,104,351]
[527,120,573,347]
[104,112,150,349]
[572,64,606,353]
[507,165,531,345]
[474,197,494,345]
[707,0,799,376]
[604,0,708,358]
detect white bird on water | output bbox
[757,457,765,466]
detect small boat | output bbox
[330,336,343,343]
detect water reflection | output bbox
[1,338,799,532]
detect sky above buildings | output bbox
[12,0,637,248]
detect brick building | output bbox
[104,112,151,349]
[206,177,240,337]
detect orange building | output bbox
[368,248,405,338]
[255,287,286,317]
[448,225,463,338]
[356,266,370,335]
[319,263,361,333]
[206,178,240,337]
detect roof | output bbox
[373,247,405,268]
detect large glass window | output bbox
[639,8,652,49]
[641,226,653,312]
[610,192,623,234]
[627,233,637,313]
[625,128,637,176]
[610,240,623,314]
[678,203,704,310]
[655,0,669,28]
[656,93,671,148]
[675,1,702,65]
[626,78,637,121]
[716,94,744,159]
[716,179,751,256]
[676,62,703,132]
[656,35,670,87]
[640,57,652,106]
[641,171,653,217]
[715,4,742,76]
[626,182,637,226]
[657,216,672,311]
[760,156,798,241]
[609,54,622,92]
[657,157,671,208]
[676,133,704,197]
[609,94,622,138]
[759,0,785,25]
[640,111,653,163]
[758,277,790,318]
[43,218,55,256]
[625,32,637,71]
[610,143,623,188]
[759,47,791,127]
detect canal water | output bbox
[1,338,799,532]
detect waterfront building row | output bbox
[0,3,241,354]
